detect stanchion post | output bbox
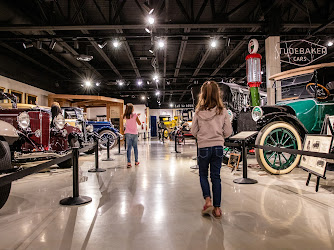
[233,139,257,184]
[114,135,125,155]
[102,137,115,161]
[60,147,92,206]
[190,140,199,169]
[88,138,106,172]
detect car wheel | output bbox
[0,140,12,209]
[255,121,302,175]
[99,130,117,149]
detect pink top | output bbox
[125,113,138,134]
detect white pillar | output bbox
[265,36,281,105]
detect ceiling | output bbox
[0,0,333,108]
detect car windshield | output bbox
[277,73,314,100]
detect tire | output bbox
[0,140,12,209]
[255,121,302,175]
[99,130,117,149]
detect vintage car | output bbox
[0,92,82,168]
[241,63,334,174]
[61,107,121,149]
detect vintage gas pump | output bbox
[246,39,262,106]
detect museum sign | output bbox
[277,40,327,66]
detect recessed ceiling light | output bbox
[210,40,217,48]
[153,74,159,80]
[137,80,143,86]
[148,16,155,25]
[155,90,160,96]
[158,40,165,48]
[169,103,173,107]
[118,80,124,86]
[113,40,120,48]
[96,82,100,86]
[141,95,146,100]
[84,80,92,87]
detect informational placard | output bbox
[300,134,333,177]
[228,153,241,171]
[230,131,258,141]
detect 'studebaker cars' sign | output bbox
[277,40,327,66]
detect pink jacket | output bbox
[191,107,232,148]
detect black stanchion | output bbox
[60,148,92,206]
[88,140,106,172]
[233,140,257,184]
[143,132,146,140]
[102,137,115,161]
[114,136,125,155]
[190,140,199,169]
[171,134,181,153]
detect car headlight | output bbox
[86,124,93,133]
[54,114,65,130]
[252,106,263,122]
[227,109,234,122]
[17,112,30,130]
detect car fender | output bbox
[0,120,19,145]
[258,112,308,137]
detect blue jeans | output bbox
[126,134,138,163]
[198,146,224,207]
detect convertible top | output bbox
[269,62,334,81]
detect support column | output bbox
[265,36,281,105]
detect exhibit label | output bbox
[277,40,327,66]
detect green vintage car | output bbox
[252,63,334,174]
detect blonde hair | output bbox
[123,103,134,119]
[196,81,224,114]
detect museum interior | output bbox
[0,0,334,249]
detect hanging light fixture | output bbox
[23,42,33,49]
[98,41,108,49]
[49,39,56,50]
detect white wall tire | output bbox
[255,121,302,175]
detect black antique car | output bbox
[239,63,334,174]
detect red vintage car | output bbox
[0,92,82,168]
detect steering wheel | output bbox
[306,83,330,100]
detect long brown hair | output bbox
[196,81,224,114]
[123,103,134,119]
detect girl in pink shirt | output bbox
[123,103,141,168]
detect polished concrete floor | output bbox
[1,139,334,250]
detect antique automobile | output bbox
[0,92,82,168]
[241,63,334,174]
[62,107,121,149]
[0,93,83,208]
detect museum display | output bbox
[250,63,334,174]
[61,107,121,150]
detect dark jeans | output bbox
[198,146,224,207]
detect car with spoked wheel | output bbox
[61,107,121,150]
[239,63,334,174]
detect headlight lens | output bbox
[252,106,263,122]
[86,124,93,133]
[54,114,65,130]
[227,109,234,122]
[17,112,30,130]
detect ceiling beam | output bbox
[226,0,249,17]
[176,0,192,22]
[195,0,209,23]
[116,29,141,78]
[210,27,259,76]
[173,28,190,83]
[82,30,122,78]
[112,0,127,24]
[289,0,309,16]
[0,42,67,79]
